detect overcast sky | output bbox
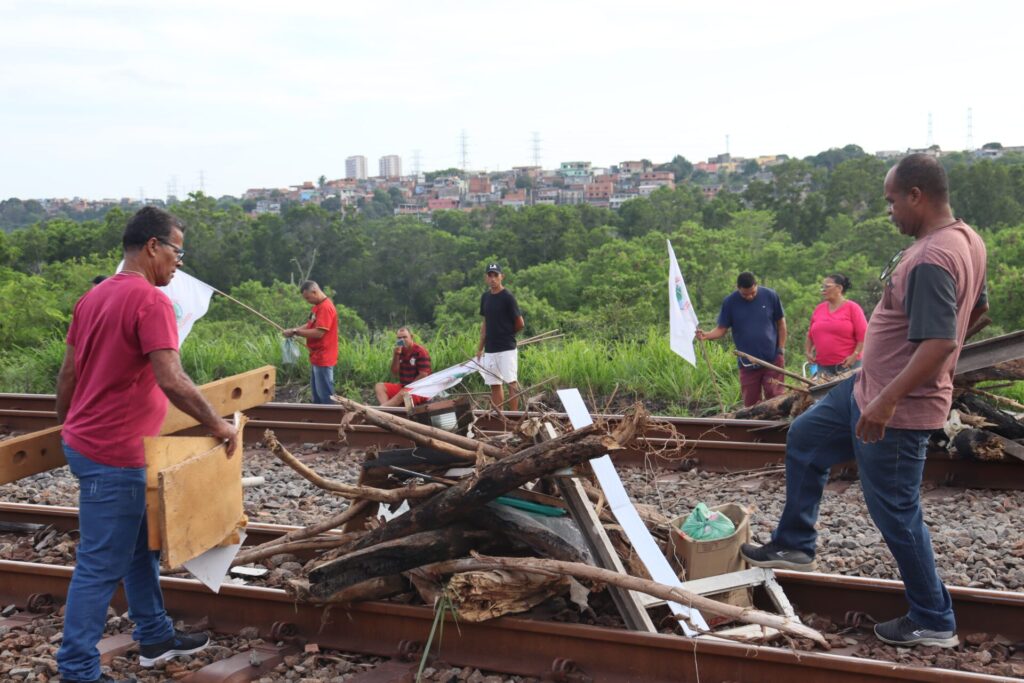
[1,0,1021,199]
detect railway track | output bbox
[3,394,1024,490]
[1,502,1022,682]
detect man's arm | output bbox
[513,316,525,333]
[284,326,326,339]
[695,325,729,341]
[55,346,77,424]
[389,347,402,378]
[855,338,958,442]
[775,317,787,356]
[149,349,238,455]
[477,320,487,358]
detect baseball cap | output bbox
[486,263,502,274]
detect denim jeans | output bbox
[57,445,174,681]
[310,364,335,404]
[771,377,955,631]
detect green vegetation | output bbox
[2,146,1023,413]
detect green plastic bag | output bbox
[680,503,736,541]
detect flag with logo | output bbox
[404,360,480,400]
[667,240,698,366]
[116,262,214,343]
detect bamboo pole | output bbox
[734,350,815,387]
[208,286,287,332]
[424,555,828,648]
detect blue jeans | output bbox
[771,377,955,631]
[58,446,174,681]
[310,364,335,404]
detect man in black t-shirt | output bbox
[476,263,525,410]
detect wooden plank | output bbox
[144,436,227,551]
[156,414,246,568]
[0,366,275,485]
[556,477,657,633]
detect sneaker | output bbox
[740,542,817,571]
[874,615,959,648]
[62,675,137,682]
[138,630,210,667]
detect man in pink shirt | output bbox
[741,154,988,649]
[56,207,237,683]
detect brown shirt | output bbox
[854,221,987,430]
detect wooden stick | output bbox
[424,555,828,648]
[734,350,814,387]
[333,395,505,460]
[232,499,372,566]
[208,286,287,332]
[698,339,726,411]
[965,386,1024,412]
[264,430,446,502]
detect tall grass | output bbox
[4,324,1020,416]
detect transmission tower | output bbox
[460,129,469,173]
[531,131,542,168]
[927,113,933,147]
[966,107,974,151]
[167,175,178,203]
[725,133,730,156]
[412,149,422,176]
[199,170,206,194]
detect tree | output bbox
[318,174,327,189]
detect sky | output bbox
[1,0,1022,199]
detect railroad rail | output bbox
[0,502,1020,682]
[3,395,1024,490]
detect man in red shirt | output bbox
[55,206,237,683]
[283,280,339,404]
[374,326,432,407]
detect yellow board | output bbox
[148,414,247,565]
[0,366,275,485]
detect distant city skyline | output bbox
[2,0,1021,199]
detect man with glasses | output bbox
[56,206,237,682]
[741,153,989,649]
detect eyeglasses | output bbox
[156,237,185,263]
[879,249,904,286]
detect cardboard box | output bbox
[668,503,751,608]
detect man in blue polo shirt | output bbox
[696,272,787,407]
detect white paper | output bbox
[667,240,699,367]
[183,529,246,594]
[558,388,707,635]
[378,499,410,522]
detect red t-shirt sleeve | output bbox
[137,296,179,355]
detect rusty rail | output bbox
[3,396,1024,489]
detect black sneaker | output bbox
[874,615,959,648]
[138,630,210,667]
[62,675,137,682]
[740,542,817,571]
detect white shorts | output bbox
[480,349,518,386]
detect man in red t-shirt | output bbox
[55,206,237,683]
[374,326,432,407]
[283,281,338,404]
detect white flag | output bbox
[404,359,481,400]
[667,240,698,366]
[116,262,214,343]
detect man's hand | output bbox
[211,419,239,457]
[282,328,296,338]
[855,393,897,443]
[694,328,706,341]
[842,353,858,368]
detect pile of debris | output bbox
[236,396,826,648]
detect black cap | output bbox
[486,263,502,274]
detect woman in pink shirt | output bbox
[806,274,867,378]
